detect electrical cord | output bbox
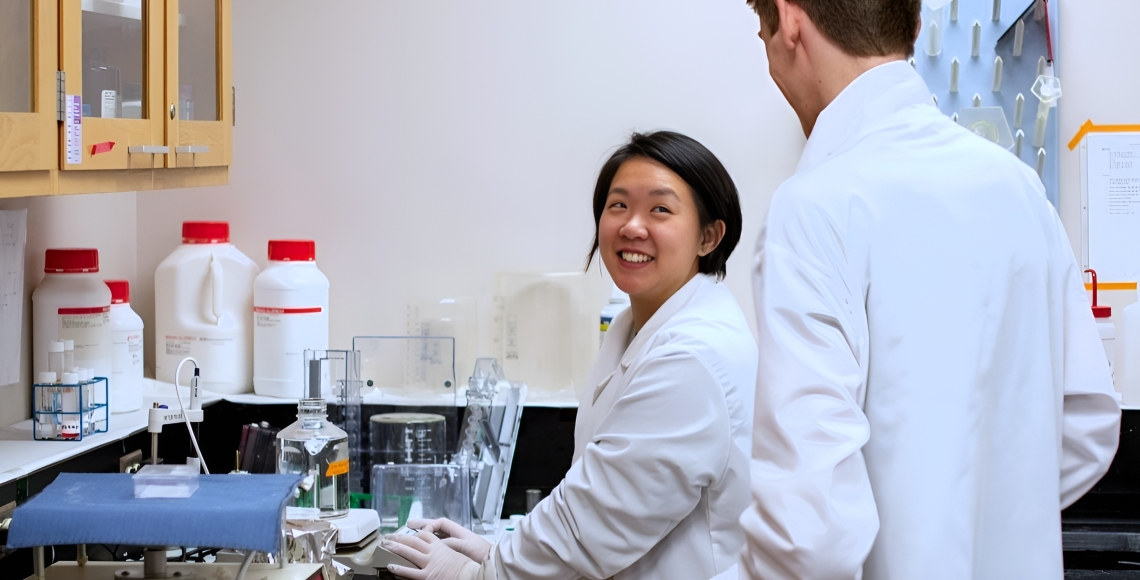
[174,357,210,474]
[236,549,255,580]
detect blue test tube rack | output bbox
[32,377,109,441]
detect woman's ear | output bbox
[699,220,726,257]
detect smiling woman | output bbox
[383,131,758,580]
[587,131,741,334]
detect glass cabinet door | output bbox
[167,0,231,168]
[81,0,145,120]
[1,0,33,114]
[60,0,164,171]
[0,0,56,173]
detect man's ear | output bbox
[772,0,802,50]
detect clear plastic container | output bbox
[277,398,350,518]
[133,464,200,498]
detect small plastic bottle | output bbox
[253,240,330,398]
[47,340,65,378]
[599,284,630,347]
[106,280,144,413]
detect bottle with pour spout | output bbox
[276,357,350,518]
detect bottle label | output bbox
[254,306,323,328]
[58,306,110,364]
[325,458,349,477]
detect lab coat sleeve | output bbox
[1057,230,1121,508]
[740,190,878,579]
[487,349,735,580]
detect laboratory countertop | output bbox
[0,379,224,488]
[1,380,579,488]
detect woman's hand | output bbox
[405,517,493,562]
[384,529,480,580]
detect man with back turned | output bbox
[738,1,1121,577]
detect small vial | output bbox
[992,56,1003,92]
[48,340,65,377]
[62,339,75,374]
[949,58,960,93]
[992,0,1002,22]
[950,0,958,22]
[1015,130,1025,157]
[36,371,57,438]
[526,489,543,513]
[1036,148,1047,177]
[60,372,80,439]
[1014,93,1025,128]
[973,93,982,107]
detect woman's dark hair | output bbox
[584,130,743,280]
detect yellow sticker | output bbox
[325,458,349,477]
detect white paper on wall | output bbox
[1083,132,1140,282]
[0,209,28,385]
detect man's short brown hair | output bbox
[746,0,920,58]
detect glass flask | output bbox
[277,398,350,518]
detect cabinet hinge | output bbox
[56,71,66,122]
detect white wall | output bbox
[3,1,1137,428]
[134,0,800,379]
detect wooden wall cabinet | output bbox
[0,0,232,197]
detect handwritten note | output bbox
[0,209,27,385]
[1086,132,1140,282]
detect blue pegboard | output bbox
[914,0,1060,207]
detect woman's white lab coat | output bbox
[740,61,1121,579]
[482,273,757,580]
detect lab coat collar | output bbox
[618,273,713,370]
[798,60,934,172]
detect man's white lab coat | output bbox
[484,273,757,579]
[740,61,1121,579]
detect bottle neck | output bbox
[296,398,328,427]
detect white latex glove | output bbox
[406,517,493,563]
[384,530,480,580]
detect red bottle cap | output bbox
[268,240,316,262]
[182,221,230,244]
[105,279,130,304]
[44,248,99,273]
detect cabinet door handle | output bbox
[170,104,176,120]
[175,146,211,154]
[127,146,170,154]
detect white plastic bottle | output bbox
[154,221,259,394]
[32,248,112,383]
[253,240,330,398]
[1116,290,1140,406]
[599,284,630,347]
[106,279,144,413]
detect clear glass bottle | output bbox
[277,398,350,518]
